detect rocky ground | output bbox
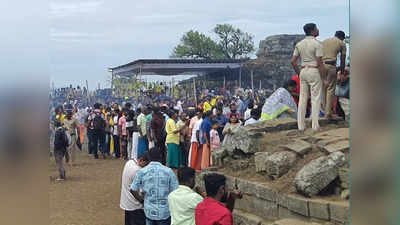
[217,123,348,198]
[213,118,349,197]
[210,118,350,224]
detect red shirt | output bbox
[291,74,300,105]
[195,197,233,225]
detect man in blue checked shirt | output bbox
[130,148,179,225]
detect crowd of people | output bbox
[121,150,242,225]
[51,93,266,173]
[50,22,350,225]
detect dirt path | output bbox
[50,150,126,225]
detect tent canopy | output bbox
[109,59,246,77]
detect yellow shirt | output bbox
[211,98,217,107]
[203,101,212,113]
[166,118,180,145]
[56,114,65,125]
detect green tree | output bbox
[213,24,254,59]
[172,30,222,59]
[172,24,255,59]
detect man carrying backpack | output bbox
[88,103,107,159]
[53,120,70,181]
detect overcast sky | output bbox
[49,0,349,90]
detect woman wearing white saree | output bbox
[260,80,298,121]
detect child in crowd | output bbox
[210,121,220,166]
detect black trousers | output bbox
[87,129,94,154]
[92,130,105,157]
[125,209,145,225]
[113,135,120,158]
[155,140,166,165]
[104,132,111,154]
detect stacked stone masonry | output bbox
[205,117,349,224]
[197,171,349,224]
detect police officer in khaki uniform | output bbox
[322,31,347,119]
[291,23,325,132]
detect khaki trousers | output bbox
[67,135,77,165]
[323,64,337,117]
[298,68,322,131]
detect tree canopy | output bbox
[172,24,255,59]
[172,30,222,59]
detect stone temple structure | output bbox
[247,34,305,90]
[256,34,305,58]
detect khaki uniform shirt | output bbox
[64,117,79,135]
[293,36,323,67]
[322,37,346,62]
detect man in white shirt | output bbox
[244,102,254,121]
[120,152,150,225]
[244,109,260,126]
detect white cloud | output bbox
[50,0,103,18]
[50,29,104,43]
[49,0,350,88]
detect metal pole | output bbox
[172,77,175,98]
[139,66,142,98]
[86,80,89,105]
[251,69,254,93]
[223,75,226,89]
[169,81,172,97]
[111,71,114,96]
[193,77,197,106]
[259,80,262,90]
[239,65,242,88]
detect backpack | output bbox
[54,127,69,150]
[92,112,105,131]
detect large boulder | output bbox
[217,128,263,157]
[265,151,297,179]
[212,119,297,167]
[212,119,341,167]
[255,152,271,172]
[294,152,346,197]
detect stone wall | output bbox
[196,171,349,225]
[205,118,349,224]
[256,34,305,58]
[250,34,305,89]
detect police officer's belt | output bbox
[324,61,336,66]
[301,65,318,69]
